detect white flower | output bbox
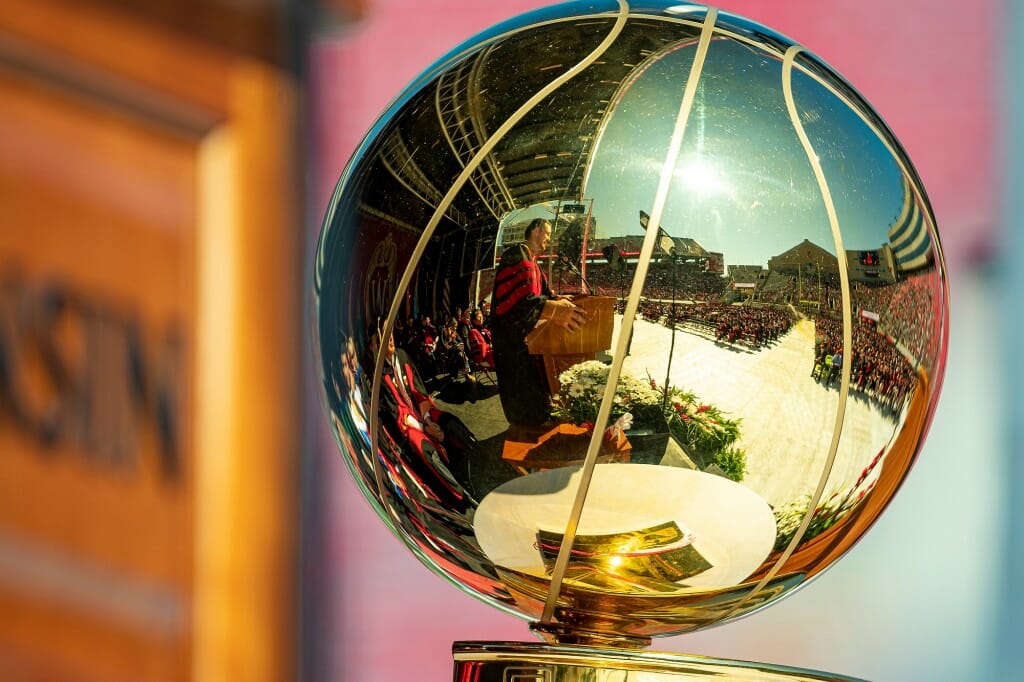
[569,383,584,397]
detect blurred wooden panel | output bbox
[0,1,300,681]
[0,66,196,681]
[6,0,286,68]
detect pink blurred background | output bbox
[307,2,1004,679]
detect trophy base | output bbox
[452,642,863,681]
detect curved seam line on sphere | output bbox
[540,5,720,626]
[723,45,857,621]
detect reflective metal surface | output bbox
[452,642,864,681]
[314,0,948,646]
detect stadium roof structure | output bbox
[888,176,934,272]
[672,237,708,258]
[350,14,705,269]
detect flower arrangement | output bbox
[550,361,662,426]
[550,361,747,481]
[661,384,742,469]
[771,447,885,550]
[771,485,875,552]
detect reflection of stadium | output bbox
[565,231,935,354]
[314,8,947,626]
[515,223,934,506]
[346,217,940,536]
[342,210,941,553]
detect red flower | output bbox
[697,405,710,413]
[581,421,595,432]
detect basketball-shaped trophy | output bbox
[314,2,948,678]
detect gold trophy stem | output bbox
[529,621,651,650]
[452,642,864,681]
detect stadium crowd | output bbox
[382,254,936,421]
[389,306,495,387]
[586,261,726,302]
[811,314,917,415]
[637,300,795,351]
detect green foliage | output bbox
[771,450,884,551]
[711,446,747,483]
[662,384,744,480]
[772,485,872,552]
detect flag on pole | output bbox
[639,210,676,256]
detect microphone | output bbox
[558,254,592,294]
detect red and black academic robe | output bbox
[489,243,553,426]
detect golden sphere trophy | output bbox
[314,2,948,679]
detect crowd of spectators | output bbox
[812,314,917,415]
[390,304,495,386]
[843,271,940,373]
[751,269,940,375]
[585,261,726,302]
[581,255,938,371]
[752,271,844,313]
[636,300,795,351]
[619,265,927,414]
[386,263,936,415]
[875,273,941,371]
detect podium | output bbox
[526,295,616,395]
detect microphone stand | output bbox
[558,254,593,295]
[639,212,678,405]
